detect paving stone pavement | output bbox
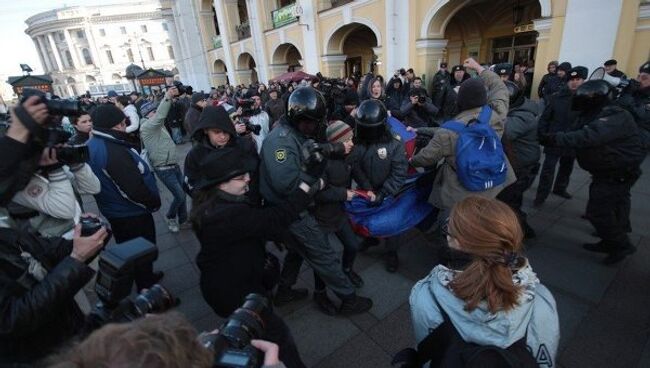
[83,143,650,368]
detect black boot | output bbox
[313,290,337,316]
[603,245,637,265]
[274,286,309,307]
[339,294,373,315]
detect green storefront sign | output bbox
[272,3,298,28]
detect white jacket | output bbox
[12,163,100,237]
[124,104,141,133]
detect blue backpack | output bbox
[442,106,507,192]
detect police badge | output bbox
[377,147,387,159]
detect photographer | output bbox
[190,148,317,368]
[49,312,289,368]
[239,93,270,153]
[265,88,285,127]
[140,86,189,233]
[400,88,438,128]
[0,97,109,365]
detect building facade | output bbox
[25,1,181,97]
[184,0,650,97]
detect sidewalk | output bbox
[84,144,649,368]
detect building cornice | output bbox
[26,11,165,36]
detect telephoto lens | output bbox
[131,285,177,318]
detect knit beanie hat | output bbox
[558,62,572,72]
[91,104,126,129]
[326,120,353,143]
[456,78,487,112]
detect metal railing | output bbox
[271,2,298,29]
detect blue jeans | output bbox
[154,165,187,223]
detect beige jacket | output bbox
[411,69,516,209]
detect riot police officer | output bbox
[617,61,650,152]
[259,86,373,315]
[349,99,408,272]
[540,80,645,265]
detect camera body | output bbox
[200,294,270,368]
[239,117,262,136]
[79,215,110,237]
[417,95,426,104]
[90,238,174,324]
[302,139,345,164]
[22,88,83,117]
[45,127,89,165]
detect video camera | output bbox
[236,99,262,135]
[90,237,175,325]
[199,294,270,368]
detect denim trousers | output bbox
[154,165,188,223]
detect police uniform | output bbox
[551,105,644,263]
[259,117,356,298]
[617,61,650,151]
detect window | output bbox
[120,26,126,34]
[162,23,168,31]
[82,48,93,65]
[167,45,174,59]
[76,30,84,39]
[106,50,114,64]
[127,48,134,63]
[141,25,148,33]
[99,29,106,36]
[65,50,74,68]
[58,32,65,41]
[147,47,155,61]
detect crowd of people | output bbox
[0,54,648,367]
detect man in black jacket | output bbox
[537,61,560,99]
[400,88,438,128]
[183,92,208,140]
[497,81,541,238]
[540,80,645,264]
[534,66,587,207]
[617,61,650,151]
[0,97,109,364]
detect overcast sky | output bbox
[0,0,134,76]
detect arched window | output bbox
[82,48,93,65]
[127,48,134,63]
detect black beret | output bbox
[558,62,572,72]
[495,63,513,76]
[451,65,464,73]
[440,62,448,68]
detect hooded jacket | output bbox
[503,98,541,170]
[410,263,559,368]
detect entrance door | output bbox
[345,57,362,78]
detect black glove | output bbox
[369,191,385,207]
[300,139,327,181]
[538,133,555,147]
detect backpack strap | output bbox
[477,105,493,124]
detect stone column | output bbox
[84,25,101,68]
[297,0,320,73]
[320,55,347,78]
[246,0,269,82]
[415,39,447,85]
[372,46,385,76]
[35,36,52,72]
[63,29,81,69]
[47,33,64,71]
[214,0,237,84]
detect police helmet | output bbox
[355,99,388,142]
[286,86,327,126]
[504,81,524,108]
[572,80,613,113]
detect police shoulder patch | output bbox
[275,149,287,162]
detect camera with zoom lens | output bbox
[90,238,175,325]
[44,126,90,165]
[417,95,426,104]
[199,294,270,368]
[21,88,83,117]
